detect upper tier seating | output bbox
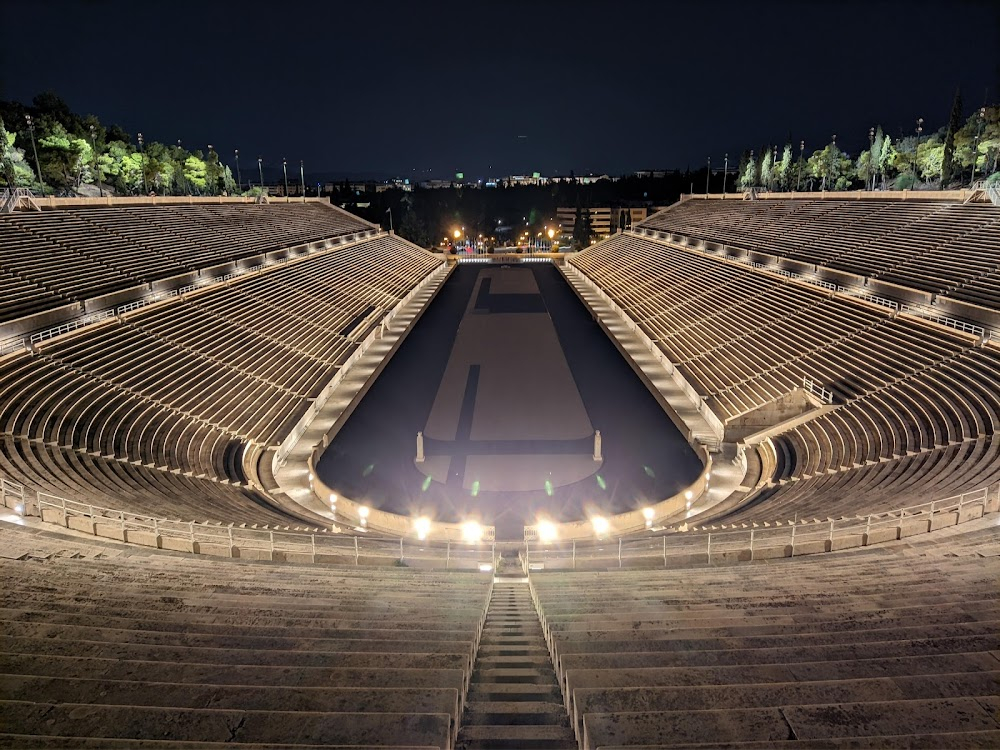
[531,524,1000,749]
[637,199,1000,307]
[0,202,372,324]
[0,229,441,525]
[571,232,1000,520]
[0,521,491,749]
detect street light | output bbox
[705,155,711,194]
[24,114,45,196]
[257,156,264,192]
[913,117,924,183]
[234,149,242,193]
[797,140,805,192]
[137,132,149,195]
[299,159,306,200]
[722,153,728,196]
[282,157,289,198]
[88,124,103,197]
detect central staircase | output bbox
[456,578,575,749]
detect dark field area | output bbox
[317,263,702,539]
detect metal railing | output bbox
[521,483,998,571]
[849,291,899,311]
[12,487,496,570]
[29,310,115,345]
[899,305,986,338]
[803,376,834,404]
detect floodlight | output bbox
[461,520,483,543]
[591,516,610,536]
[414,516,432,540]
[537,519,558,544]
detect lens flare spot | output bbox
[471,479,480,497]
[362,463,375,477]
[644,465,656,478]
[596,474,607,491]
[544,479,553,496]
[421,475,432,492]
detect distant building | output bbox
[556,205,649,240]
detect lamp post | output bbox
[24,114,45,196]
[970,107,986,186]
[868,127,876,191]
[299,159,306,200]
[771,145,778,191]
[88,124,103,197]
[137,132,149,195]
[176,140,187,195]
[282,157,289,198]
[257,157,264,192]
[913,117,924,183]
[722,153,728,197]
[796,140,805,192]
[705,156,711,195]
[234,149,242,193]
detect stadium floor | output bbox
[316,263,701,538]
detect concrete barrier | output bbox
[830,534,864,552]
[929,511,959,531]
[40,508,66,526]
[958,503,985,524]
[864,527,899,545]
[93,522,124,541]
[754,545,792,560]
[66,516,96,535]
[899,518,932,538]
[232,546,273,561]
[159,536,195,553]
[124,530,160,548]
[792,539,830,556]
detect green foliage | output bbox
[917,136,945,183]
[777,144,793,190]
[807,142,852,190]
[738,155,756,189]
[855,150,873,185]
[183,155,208,191]
[759,149,773,189]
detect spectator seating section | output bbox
[0,202,372,324]
[530,524,1000,749]
[0,231,441,525]
[637,199,1000,308]
[571,232,1000,521]
[0,521,491,749]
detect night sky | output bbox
[3,0,997,179]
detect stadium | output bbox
[1,184,998,748]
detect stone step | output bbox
[457,724,576,747]
[468,685,564,703]
[477,655,551,667]
[463,701,570,726]
[0,736,447,749]
[473,669,556,684]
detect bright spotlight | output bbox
[642,507,655,521]
[358,505,370,519]
[453,229,461,239]
[14,503,25,515]
[478,562,494,572]
[461,520,483,543]
[591,516,610,536]
[537,519,558,544]
[685,490,694,500]
[414,516,431,540]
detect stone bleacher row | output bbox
[571,233,1000,520]
[0,522,492,749]
[0,232,441,525]
[530,527,1000,749]
[0,202,372,324]
[638,199,1000,308]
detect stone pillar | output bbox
[416,431,425,463]
[593,430,602,462]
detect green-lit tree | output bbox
[738,152,757,189]
[776,144,793,190]
[759,148,774,190]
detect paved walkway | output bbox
[270,263,452,524]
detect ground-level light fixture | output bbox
[591,516,610,536]
[537,519,558,544]
[414,516,432,540]
[461,520,483,543]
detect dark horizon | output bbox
[3,0,998,180]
